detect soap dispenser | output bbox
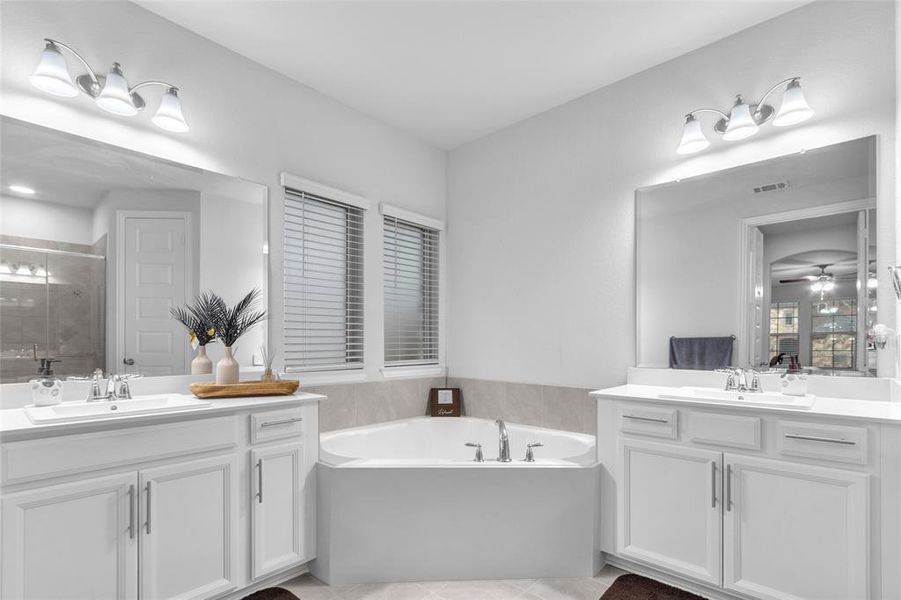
[29,347,62,407]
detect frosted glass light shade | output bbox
[95,64,137,116]
[773,80,814,127]
[676,115,709,155]
[29,43,77,97]
[152,88,189,132]
[723,100,758,141]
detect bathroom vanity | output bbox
[594,374,901,600]
[0,393,323,600]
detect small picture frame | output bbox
[428,387,462,417]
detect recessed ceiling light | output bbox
[9,184,36,195]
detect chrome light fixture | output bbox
[676,77,813,155]
[29,38,189,133]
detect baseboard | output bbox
[217,563,311,600]
[604,554,755,600]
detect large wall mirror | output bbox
[0,117,268,382]
[637,136,893,377]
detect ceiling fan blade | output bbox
[779,278,811,283]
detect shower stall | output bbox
[0,240,106,383]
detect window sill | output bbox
[380,365,446,380]
[287,369,367,387]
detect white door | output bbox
[251,442,305,579]
[618,440,722,585]
[1,473,138,600]
[122,215,190,376]
[140,455,238,600]
[723,454,869,600]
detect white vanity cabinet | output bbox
[0,396,322,600]
[598,394,883,600]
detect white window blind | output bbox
[383,215,439,366]
[284,188,364,372]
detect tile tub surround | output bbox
[448,377,597,435]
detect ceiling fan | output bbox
[778,264,836,285]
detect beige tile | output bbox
[581,393,598,435]
[526,577,608,600]
[592,565,629,587]
[314,384,358,432]
[504,382,542,427]
[390,379,431,419]
[437,580,541,600]
[338,582,433,600]
[464,378,506,420]
[354,381,394,426]
[540,385,591,433]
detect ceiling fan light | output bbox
[151,88,189,133]
[773,79,814,127]
[29,42,78,97]
[868,276,878,289]
[676,114,709,155]
[722,97,759,141]
[823,280,835,292]
[95,63,138,116]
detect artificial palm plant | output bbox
[170,292,219,374]
[207,288,267,384]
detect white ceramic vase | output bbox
[215,346,240,384]
[191,345,213,375]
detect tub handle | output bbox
[525,442,544,462]
[464,442,484,463]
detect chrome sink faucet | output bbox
[721,368,761,393]
[496,419,512,462]
[82,369,137,402]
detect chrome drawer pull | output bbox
[260,417,303,428]
[623,414,668,424]
[145,482,152,534]
[785,433,856,446]
[128,484,136,539]
[725,465,733,512]
[256,459,263,504]
[710,462,717,508]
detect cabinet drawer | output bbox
[776,421,868,465]
[250,407,306,444]
[1,417,237,485]
[619,405,678,439]
[688,412,761,450]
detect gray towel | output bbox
[669,336,733,370]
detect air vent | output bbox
[753,181,789,194]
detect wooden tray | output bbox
[190,379,300,399]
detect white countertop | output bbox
[0,392,326,439]
[592,384,901,424]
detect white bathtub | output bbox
[313,417,600,585]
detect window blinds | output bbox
[383,215,439,366]
[284,188,364,372]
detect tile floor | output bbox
[281,565,630,600]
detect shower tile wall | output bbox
[310,376,596,435]
[0,235,106,382]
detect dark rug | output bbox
[601,574,707,600]
[241,587,300,600]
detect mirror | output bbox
[0,117,268,382]
[636,136,889,377]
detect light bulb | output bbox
[723,96,759,141]
[676,114,709,155]
[95,63,138,116]
[867,276,878,289]
[773,79,814,127]
[151,88,189,133]
[29,41,78,97]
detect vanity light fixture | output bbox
[677,77,813,155]
[29,39,189,133]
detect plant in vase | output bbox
[208,289,267,385]
[169,294,217,374]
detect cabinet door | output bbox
[140,455,238,600]
[723,454,868,600]
[1,473,138,600]
[618,439,722,585]
[251,442,306,579]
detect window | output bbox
[283,187,364,372]
[383,213,439,367]
[768,302,799,360]
[811,298,857,370]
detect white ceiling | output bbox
[138,1,809,149]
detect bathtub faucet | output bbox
[496,419,512,463]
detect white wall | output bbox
[447,1,896,389]
[0,0,446,379]
[0,195,94,246]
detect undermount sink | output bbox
[658,386,816,410]
[24,395,212,424]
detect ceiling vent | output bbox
[753,181,789,194]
